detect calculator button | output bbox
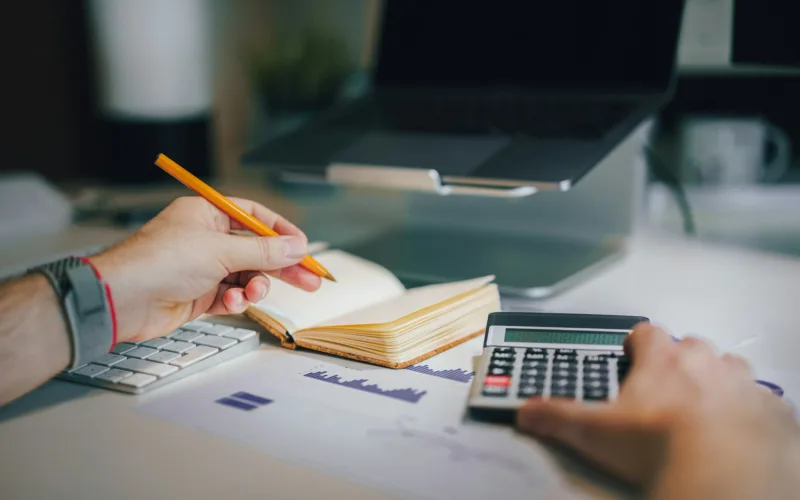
[583,371,606,380]
[554,361,577,370]
[525,348,546,354]
[484,375,511,387]
[552,378,577,390]
[493,347,515,354]
[519,367,545,377]
[551,387,577,398]
[489,360,514,368]
[525,353,548,361]
[583,354,608,363]
[482,386,508,397]
[488,367,513,376]
[554,354,576,362]
[555,349,578,356]
[491,353,515,360]
[583,362,607,371]
[583,379,608,390]
[583,389,609,401]
[521,360,546,369]
[518,385,545,398]
[552,367,578,378]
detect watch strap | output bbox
[33,257,116,369]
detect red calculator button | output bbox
[484,375,511,387]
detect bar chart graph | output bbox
[405,364,475,383]
[304,370,427,403]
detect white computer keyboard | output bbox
[57,319,260,394]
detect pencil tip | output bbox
[325,272,337,283]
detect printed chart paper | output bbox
[137,347,571,500]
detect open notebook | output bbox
[244,249,500,368]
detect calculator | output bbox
[467,312,648,422]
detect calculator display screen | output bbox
[504,329,627,345]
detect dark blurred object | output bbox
[0,0,95,183]
[248,27,355,118]
[85,0,213,185]
[732,0,800,68]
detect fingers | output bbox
[624,323,676,367]
[721,353,752,376]
[221,233,308,273]
[517,398,621,452]
[268,264,322,292]
[225,197,305,237]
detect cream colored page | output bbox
[249,249,406,331]
[311,275,495,328]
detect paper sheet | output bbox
[137,345,571,500]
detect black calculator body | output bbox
[467,312,648,423]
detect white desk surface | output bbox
[2,225,799,500]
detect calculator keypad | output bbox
[480,347,629,402]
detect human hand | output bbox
[516,323,800,496]
[89,196,321,343]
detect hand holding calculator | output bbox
[468,312,648,422]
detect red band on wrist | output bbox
[78,257,118,346]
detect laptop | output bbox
[242,0,687,192]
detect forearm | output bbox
[0,274,71,405]
[649,422,800,499]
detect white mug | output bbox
[677,115,791,185]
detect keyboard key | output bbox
[192,335,237,350]
[115,358,179,378]
[182,320,213,331]
[95,368,133,383]
[141,338,174,349]
[203,324,234,336]
[119,373,158,388]
[93,353,127,367]
[161,341,195,353]
[125,347,159,359]
[72,364,109,378]
[170,346,219,368]
[146,350,181,364]
[111,343,137,355]
[223,328,258,342]
[170,330,204,343]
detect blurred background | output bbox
[1,0,799,275]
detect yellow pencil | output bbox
[154,153,336,282]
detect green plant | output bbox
[249,27,354,115]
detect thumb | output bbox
[516,398,619,449]
[222,234,308,273]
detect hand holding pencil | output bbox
[154,153,337,283]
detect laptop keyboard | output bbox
[339,95,634,140]
[56,320,260,394]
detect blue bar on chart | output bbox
[232,391,273,405]
[304,370,427,404]
[405,364,475,383]
[215,397,258,411]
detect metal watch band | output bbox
[32,258,115,369]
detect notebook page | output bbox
[308,275,495,329]
[248,249,406,331]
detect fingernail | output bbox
[279,236,307,259]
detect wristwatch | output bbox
[30,256,117,369]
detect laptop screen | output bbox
[373,0,686,93]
